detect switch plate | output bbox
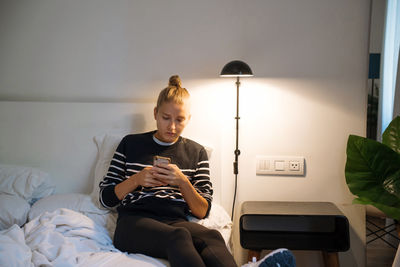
[256,156,305,176]
[274,161,285,171]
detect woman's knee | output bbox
[203,229,224,242]
[168,227,192,243]
[192,228,225,251]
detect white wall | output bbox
[0,0,370,266]
[370,0,386,53]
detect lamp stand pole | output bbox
[234,77,240,175]
[232,77,240,220]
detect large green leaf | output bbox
[383,116,400,154]
[345,135,400,220]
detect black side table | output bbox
[240,201,350,267]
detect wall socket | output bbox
[256,156,305,176]
[289,161,300,171]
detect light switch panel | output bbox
[256,156,305,176]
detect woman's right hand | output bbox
[115,167,166,200]
[132,167,167,187]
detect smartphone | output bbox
[153,155,171,166]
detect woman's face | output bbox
[154,99,191,143]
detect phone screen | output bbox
[153,155,171,165]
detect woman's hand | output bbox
[115,167,166,200]
[134,167,167,187]
[153,162,208,219]
[152,163,188,187]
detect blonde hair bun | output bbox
[156,75,189,109]
[169,75,182,88]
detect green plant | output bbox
[345,116,400,220]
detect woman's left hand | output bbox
[152,163,188,187]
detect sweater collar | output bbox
[152,134,177,146]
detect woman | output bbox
[99,75,295,267]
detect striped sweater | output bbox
[99,131,213,217]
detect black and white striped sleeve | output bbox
[192,148,213,216]
[99,137,127,208]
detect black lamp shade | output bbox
[220,60,253,77]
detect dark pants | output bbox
[113,215,238,267]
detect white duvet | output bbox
[0,208,167,267]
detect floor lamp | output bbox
[220,60,253,220]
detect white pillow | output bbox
[0,194,30,230]
[0,164,55,204]
[91,134,125,209]
[28,193,108,221]
[189,203,232,229]
[90,133,214,209]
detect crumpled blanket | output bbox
[0,224,33,267]
[0,208,166,267]
[24,208,116,266]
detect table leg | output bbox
[247,250,261,262]
[322,251,339,267]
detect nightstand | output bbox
[240,201,350,267]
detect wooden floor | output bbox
[366,216,399,267]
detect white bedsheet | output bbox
[0,208,168,267]
[0,224,33,267]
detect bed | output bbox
[0,101,231,267]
